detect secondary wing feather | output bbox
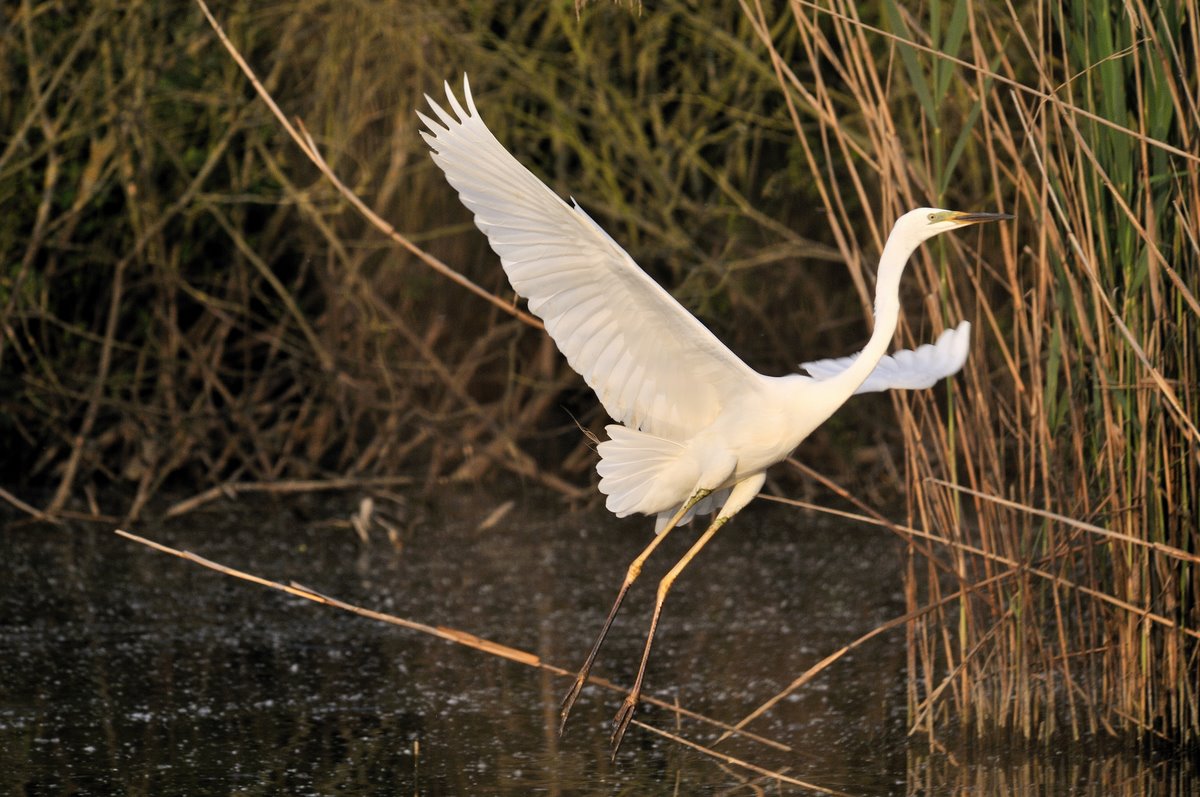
[420,76,761,441]
[801,321,971,394]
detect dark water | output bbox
[1,487,1194,795]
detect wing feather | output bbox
[801,321,972,394]
[421,76,762,440]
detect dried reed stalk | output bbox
[742,0,1198,747]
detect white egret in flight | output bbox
[419,76,1010,754]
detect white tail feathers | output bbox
[596,424,732,533]
[595,424,708,525]
[596,425,686,517]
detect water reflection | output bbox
[1,489,1194,794]
[906,744,1197,796]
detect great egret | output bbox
[419,75,1010,753]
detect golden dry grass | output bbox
[744,0,1198,745]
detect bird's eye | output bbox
[927,213,936,222]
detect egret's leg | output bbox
[558,487,712,735]
[609,472,766,755]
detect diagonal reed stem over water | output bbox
[112,529,799,755]
[114,527,869,793]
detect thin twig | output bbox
[0,486,63,525]
[716,571,1019,745]
[163,476,419,518]
[763,493,1200,641]
[926,477,1200,565]
[632,719,853,796]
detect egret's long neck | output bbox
[821,231,919,396]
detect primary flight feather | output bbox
[419,82,760,446]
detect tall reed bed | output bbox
[0,2,818,517]
[745,0,1198,744]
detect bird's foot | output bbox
[610,692,640,757]
[558,673,588,736]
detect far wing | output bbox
[420,76,762,441]
[801,321,971,395]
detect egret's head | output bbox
[902,207,1013,243]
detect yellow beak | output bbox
[945,210,1014,225]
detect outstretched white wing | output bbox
[801,321,971,395]
[419,76,762,441]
